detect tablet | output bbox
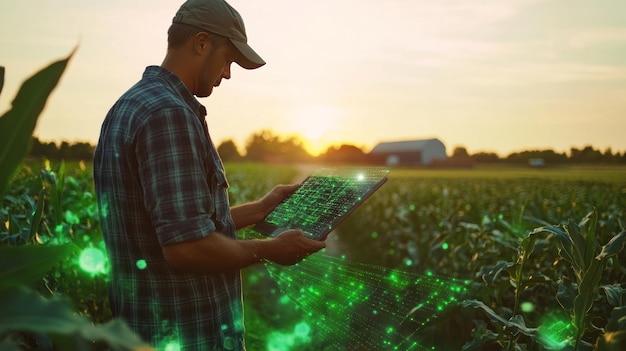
[252,167,389,240]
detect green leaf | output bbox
[531,225,581,274]
[461,299,537,337]
[602,284,625,307]
[0,50,74,197]
[0,285,146,350]
[565,219,587,273]
[0,337,20,351]
[596,230,626,260]
[0,66,4,95]
[478,260,513,284]
[28,187,46,242]
[0,285,86,335]
[557,279,577,311]
[461,331,498,351]
[581,210,598,271]
[604,306,626,332]
[573,258,605,337]
[81,319,147,351]
[0,244,75,288]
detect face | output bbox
[196,38,238,98]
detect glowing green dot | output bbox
[426,271,433,277]
[409,204,415,211]
[223,336,235,350]
[279,295,290,304]
[521,301,535,313]
[164,342,181,351]
[442,243,449,250]
[404,259,413,266]
[371,232,378,239]
[79,247,106,274]
[136,259,147,270]
[64,211,80,225]
[294,322,311,338]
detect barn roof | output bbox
[370,139,443,153]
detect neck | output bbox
[161,50,199,94]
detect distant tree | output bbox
[29,137,94,160]
[601,147,620,164]
[30,137,58,159]
[471,152,501,163]
[69,142,94,160]
[506,149,567,164]
[244,129,312,163]
[217,139,242,162]
[320,144,367,164]
[570,145,603,163]
[451,146,469,158]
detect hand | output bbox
[268,229,326,265]
[258,183,300,217]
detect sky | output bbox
[1,0,626,156]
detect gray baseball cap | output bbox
[172,0,266,69]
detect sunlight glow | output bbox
[288,104,345,155]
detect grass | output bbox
[388,164,626,183]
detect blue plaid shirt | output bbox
[94,66,244,351]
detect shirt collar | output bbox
[143,66,207,118]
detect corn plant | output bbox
[0,53,147,350]
[462,209,626,350]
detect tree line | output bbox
[29,131,626,165]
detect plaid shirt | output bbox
[94,66,244,351]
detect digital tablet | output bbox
[252,167,389,240]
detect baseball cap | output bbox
[172,0,265,69]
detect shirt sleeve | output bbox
[134,107,217,246]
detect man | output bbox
[93,0,326,350]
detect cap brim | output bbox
[230,39,265,70]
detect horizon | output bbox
[29,133,625,159]
[2,0,626,157]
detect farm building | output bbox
[369,138,447,166]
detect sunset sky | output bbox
[1,0,625,156]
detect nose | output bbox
[222,62,232,80]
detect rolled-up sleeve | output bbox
[134,107,216,246]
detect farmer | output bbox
[92,0,326,350]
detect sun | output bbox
[288,104,344,155]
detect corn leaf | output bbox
[582,210,599,271]
[461,299,538,337]
[0,51,73,197]
[0,244,75,288]
[0,66,4,95]
[573,258,604,337]
[0,285,146,350]
[596,230,626,260]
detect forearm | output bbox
[162,229,326,275]
[230,183,299,230]
[163,231,274,274]
[230,200,267,230]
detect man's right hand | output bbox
[268,229,326,265]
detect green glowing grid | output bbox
[242,244,470,351]
[261,168,389,240]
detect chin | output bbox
[196,88,213,98]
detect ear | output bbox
[192,32,211,55]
